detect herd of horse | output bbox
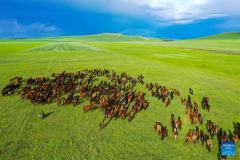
[1,68,239,157]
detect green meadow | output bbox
[0,33,240,160]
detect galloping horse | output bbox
[174,128,178,142]
[193,131,197,147]
[186,130,192,145]
[232,130,239,144]
[99,119,105,131]
[128,111,132,122]
[176,117,182,130]
[206,136,212,152]
[154,122,162,133]
[160,126,168,141]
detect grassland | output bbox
[20,42,105,53]
[195,32,240,40]
[147,32,240,53]
[0,36,240,160]
[0,33,170,42]
[147,40,240,53]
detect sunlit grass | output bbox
[0,42,239,159]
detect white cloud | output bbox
[63,0,240,26]
[0,19,61,38]
[193,0,207,5]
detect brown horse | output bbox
[193,131,197,147]
[167,98,170,105]
[194,101,198,108]
[128,111,131,122]
[207,121,212,133]
[99,119,105,131]
[193,115,198,125]
[170,114,174,123]
[174,128,178,142]
[201,102,205,109]
[233,130,239,144]
[198,115,203,126]
[57,98,62,106]
[121,109,127,120]
[187,113,190,119]
[143,101,147,110]
[159,127,168,141]
[164,101,168,108]
[185,106,189,115]
[186,130,192,145]
[137,105,142,113]
[132,108,136,115]
[108,110,114,120]
[196,129,200,141]
[154,122,162,133]
[205,96,209,102]
[83,103,97,113]
[176,119,182,130]
[99,103,104,111]
[190,109,193,116]
[207,137,212,152]
[72,99,78,107]
[190,115,194,125]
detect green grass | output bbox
[0,41,240,160]
[195,32,240,40]
[0,33,170,42]
[144,32,240,53]
[20,42,105,53]
[146,40,240,53]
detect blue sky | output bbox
[0,0,240,39]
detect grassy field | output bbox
[20,42,105,53]
[0,33,170,42]
[0,38,240,160]
[146,40,240,53]
[195,32,240,40]
[146,32,240,53]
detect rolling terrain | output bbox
[0,33,171,42]
[148,32,240,53]
[0,33,240,160]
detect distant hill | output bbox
[194,32,240,40]
[0,33,172,42]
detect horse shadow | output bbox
[233,122,238,132]
[141,92,147,99]
[93,78,99,81]
[144,101,150,110]
[74,98,85,106]
[131,112,137,121]
[204,133,209,142]
[217,142,222,160]
[228,129,233,140]
[104,117,112,128]
[44,111,54,118]
[92,106,98,112]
